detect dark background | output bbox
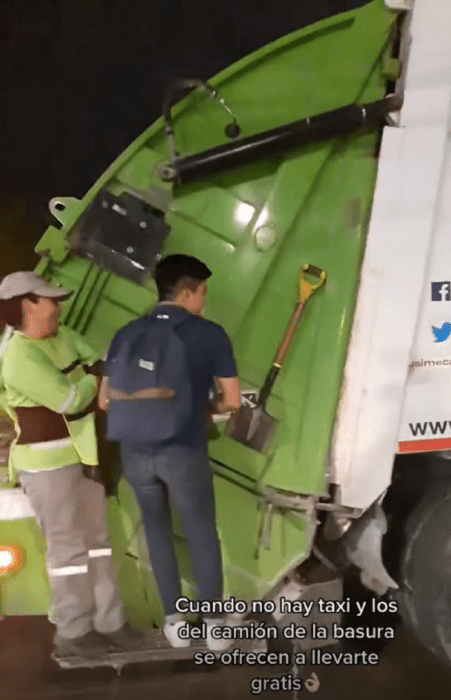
[1,0,368,246]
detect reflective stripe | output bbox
[29,438,72,451]
[59,384,77,413]
[47,564,88,576]
[0,325,14,360]
[20,465,70,472]
[88,548,112,558]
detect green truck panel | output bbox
[0,0,394,619]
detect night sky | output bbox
[2,0,368,231]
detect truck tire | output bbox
[395,479,451,666]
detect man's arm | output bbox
[213,376,241,414]
[2,342,97,415]
[208,324,240,415]
[98,333,118,411]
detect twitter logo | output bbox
[432,323,451,343]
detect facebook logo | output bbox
[432,282,451,301]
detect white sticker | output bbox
[139,359,155,371]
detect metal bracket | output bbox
[254,488,316,554]
[256,501,275,552]
[68,189,170,284]
[49,197,83,227]
[261,487,316,515]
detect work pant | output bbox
[120,443,223,618]
[19,463,126,640]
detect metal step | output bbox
[51,628,268,675]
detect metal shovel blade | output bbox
[225,404,278,453]
[225,264,326,454]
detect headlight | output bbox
[0,546,24,576]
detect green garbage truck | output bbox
[3,0,451,670]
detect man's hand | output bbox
[214,377,241,414]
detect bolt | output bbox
[158,164,176,181]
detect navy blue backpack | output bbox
[105,308,193,443]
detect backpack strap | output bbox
[108,387,174,401]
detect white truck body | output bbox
[332,0,451,511]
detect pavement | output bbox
[2,616,451,700]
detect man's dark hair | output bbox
[0,293,40,330]
[154,254,212,302]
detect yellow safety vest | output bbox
[0,325,101,484]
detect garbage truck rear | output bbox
[3,0,451,669]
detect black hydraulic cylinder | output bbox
[161,95,401,184]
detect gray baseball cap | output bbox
[0,271,73,301]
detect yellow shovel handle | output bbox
[270,263,327,369]
[299,263,327,304]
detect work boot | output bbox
[102,622,148,651]
[54,630,115,658]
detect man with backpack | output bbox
[100,254,241,651]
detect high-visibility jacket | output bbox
[0,325,102,484]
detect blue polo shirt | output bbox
[105,304,237,449]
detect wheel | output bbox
[395,479,451,666]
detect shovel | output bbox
[225,263,326,453]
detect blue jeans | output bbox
[120,443,223,617]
